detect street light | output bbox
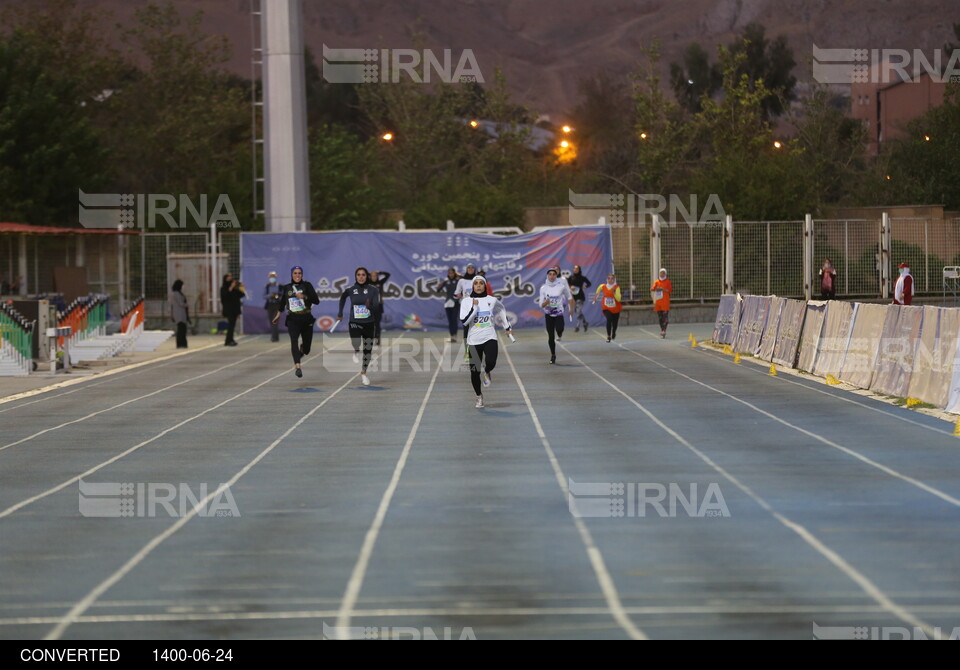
[773,140,782,149]
[382,132,394,141]
[562,125,573,133]
[469,120,479,128]
[639,132,648,140]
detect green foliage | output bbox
[688,48,811,220]
[0,0,121,224]
[309,124,387,229]
[792,88,869,213]
[100,3,251,203]
[882,83,960,210]
[669,43,720,114]
[727,22,797,118]
[631,42,692,196]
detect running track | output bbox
[1,324,958,640]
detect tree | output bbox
[728,22,797,118]
[632,42,693,197]
[309,124,386,229]
[689,47,810,220]
[882,82,960,209]
[98,2,251,218]
[569,70,639,191]
[0,27,111,224]
[792,88,869,213]
[669,43,720,114]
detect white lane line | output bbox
[560,344,938,637]
[334,362,443,635]
[10,603,960,627]
[43,365,367,641]
[614,342,960,509]
[693,345,955,436]
[501,344,648,641]
[0,359,188,415]
[0,348,275,455]
[0,338,349,519]
[0,340,229,407]
[614,326,956,436]
[0,367,290,519]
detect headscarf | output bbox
[463,264,477,281]
[545,269,562,288]
[469,275,488,298]
[354,266,370,285]
[171,279,184,293]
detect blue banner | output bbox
[240,227,613,333]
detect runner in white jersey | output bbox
[460,275,512,408]
[539,267,574,364]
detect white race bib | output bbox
[548,296,561,309]
[604,297,616,308]
[288,296,306,312]
[475,311,492,329]
[654,290,663,301]
[444,299,455,309]
[353,304,371,320]
[570,286,580,295]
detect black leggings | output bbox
[286,316,314,364]
[374,306,383,341]
[545,315,565,356]
[350,322,376,370]
[604,311,620,339]
[469,340,499,395]
[657,310,669,332]
[446,306,459,337]
[224,314,238,344]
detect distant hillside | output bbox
[3,0,957,119]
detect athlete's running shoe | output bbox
[295,367,302,378]
[361,373,370,386]
[482,371,491,387]
[475,395,484,408]
[353,351,360,364]
[550,356,556,364]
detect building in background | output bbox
[851,62,946,155]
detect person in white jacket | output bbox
[539,267,574,364]
[460,275,512,408]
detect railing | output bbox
[0,302,35,375]
[57,296,108,347]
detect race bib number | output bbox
[288,296,306,312]
[570,286,580,295]
[474,311,492,329]
[654,290,663,301]
[604,297,616,308]
[353,304,371,320]
[548,296,561,309]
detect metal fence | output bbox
[609,217,960,302]
[132,232,241,319]
[4,219,959,319]
[732,221,805,298]
[0,232,130,311]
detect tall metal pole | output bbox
[262,0,310,232]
